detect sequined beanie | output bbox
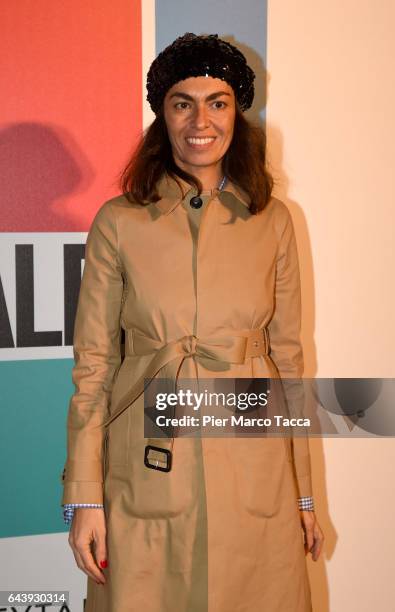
[146,32,255,115]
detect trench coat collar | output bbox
[154,171,251,215]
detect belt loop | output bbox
[263,326,270,354]
[125,328,134,355]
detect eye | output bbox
[213,100,227,109]
[174,101,190,110]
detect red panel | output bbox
[0,0,142,231]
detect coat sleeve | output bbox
[267,202,313,499]
[61,201,124,506]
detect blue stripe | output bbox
[155,0,268,122]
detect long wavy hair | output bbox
[119,102,274,215]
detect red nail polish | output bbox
[100,560,108,568]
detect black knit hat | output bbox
[146,32,255,115]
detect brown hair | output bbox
[119,103,274,215]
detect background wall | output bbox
[266,1,395,610]
[1,1,394,610]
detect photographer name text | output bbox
[155,415,311,428]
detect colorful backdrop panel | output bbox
[0,2,268,610]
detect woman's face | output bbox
[163,76,236,175]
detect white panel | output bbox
[0,233,86,361]
[142,0,156,130]
[0,532,87,611]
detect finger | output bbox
[308,526,323,561]
[76,540,106,584]
[311,530,324,561]
[303,525,315,554]
[70,545,103,585]
[92,532,108,572]
[311,537,321,561]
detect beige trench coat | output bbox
[61,171,313,611]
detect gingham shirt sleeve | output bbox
[63,503,104,525]
[63,497,313,525]
[298,496,314,511]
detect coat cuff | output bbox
[61,481,104,505]
[293,472,313,499]
[60,459,103,484]
[291,438,313,498]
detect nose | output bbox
[192,104,210,129]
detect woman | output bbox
[61,33,324,611]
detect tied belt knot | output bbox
[103,328,271,472]
[102,327,271,429]
[180,334,197,355]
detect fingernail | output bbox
[100,560,108,568]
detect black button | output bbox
[189,196,203,209]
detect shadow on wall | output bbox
[0,122,95,231]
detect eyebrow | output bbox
[169,91,231,102]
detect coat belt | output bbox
[102,327,270,429]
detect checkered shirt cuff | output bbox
[63,497,315,523]
[63,504,104,525]
[298,496,314,511]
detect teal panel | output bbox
[0,359,74,538]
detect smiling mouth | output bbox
[185,136,216,148]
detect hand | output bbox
[300,510,324,561]
[68,507,108,585]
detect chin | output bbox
[183,151,221,163]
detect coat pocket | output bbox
[126,438,199,519]
[233,438,287,518]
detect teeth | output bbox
[187,137,215,145]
